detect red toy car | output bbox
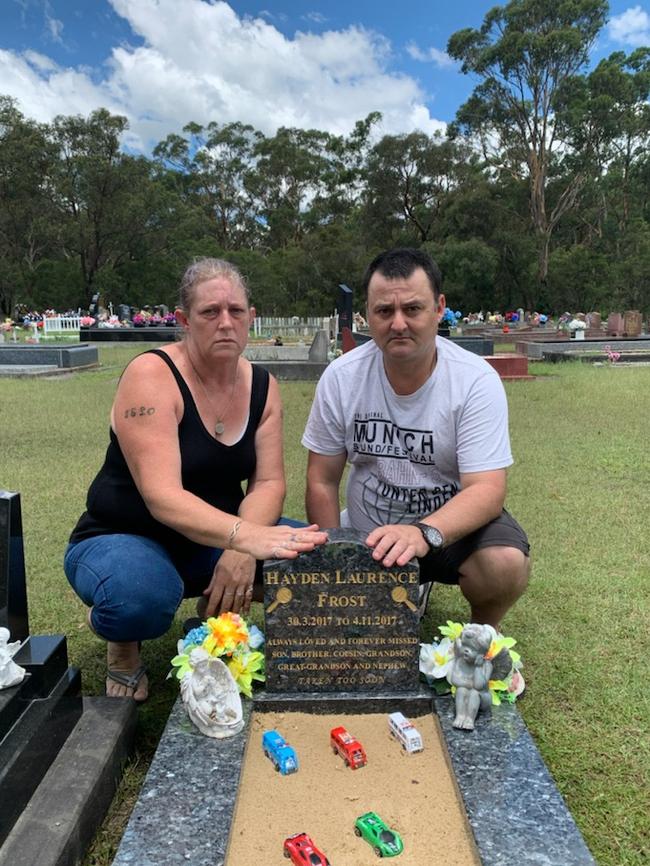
[330,725,367,769]
[283,832,331,866]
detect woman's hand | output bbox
[234,523,328,563]
[203,550,257,616]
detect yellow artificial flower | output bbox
[204,612,249,657]
[438,620,464,641]
[227,651,265,698]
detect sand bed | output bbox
[225,710,479,865]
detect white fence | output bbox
[42,316,82,334]
[253,315,337,339]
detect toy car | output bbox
[262,729,298,775]
[330,725,367,769]
[283,832,331,865]
[388,711,423,753]
[354,811,404,858]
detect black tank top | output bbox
[70,349,270,560]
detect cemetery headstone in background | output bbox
[623,310,642,337]
[606,312,625,336]
[337,283,353,336]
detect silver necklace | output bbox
[187,352,239,437]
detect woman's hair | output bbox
[178,258,250,311]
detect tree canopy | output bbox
[1,1,648,318]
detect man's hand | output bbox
[203,550,256,616]
[365,524,429,567]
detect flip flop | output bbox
[106,665,148,702]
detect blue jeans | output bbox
[64,519,303,643]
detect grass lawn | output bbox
[1,345,648,866]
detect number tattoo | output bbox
[123,406,156,418]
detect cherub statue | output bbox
[0,627,26,689]
[180,648,244,738]
[448,624,512,731]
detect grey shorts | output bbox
[418,509,529,586]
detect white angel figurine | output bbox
[179,647,244,738]
[0,627,26,689]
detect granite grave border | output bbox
[112,688,595,866]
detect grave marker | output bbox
[264,529,420,693]
[0,491,29,642]
[623,309,642,337]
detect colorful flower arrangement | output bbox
[419,620,524,705]
[170,612,265,698]
[568,318,586,331]
[132,313,146,325]
[0,319,14,332]
[163,313,177,325]
[440,307,462,328]
[79,316,96,327]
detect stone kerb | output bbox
[0,344,98,370]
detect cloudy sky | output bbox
[1,0,648,151]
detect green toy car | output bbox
[354,811,404,858]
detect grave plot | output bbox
[113,530,596,866]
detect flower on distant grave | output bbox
[420,621,524,704]
[604,345,621,364]
[568,319,586,331]
[132,313,145,325]
[163,313,177,325]
[169,613,265,696]
[440,307,458,327]
[1,318,14,331]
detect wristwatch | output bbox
[416,523,444,551]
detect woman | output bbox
[64,259,326,701]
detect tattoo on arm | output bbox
[123,406,156,418]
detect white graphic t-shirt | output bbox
[302,337,513,534]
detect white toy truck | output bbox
[388,711,423,753]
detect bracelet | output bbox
[227,519,243,549]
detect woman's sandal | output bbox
[106,666,148,703]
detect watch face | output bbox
[418,523,443,550]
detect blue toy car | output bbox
[262,729,299,775]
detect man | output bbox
[302,248,529,629]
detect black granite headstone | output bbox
[117,304,131,322]
[0,491,29,642]
[263,529,419,693]
[337,283,353,334]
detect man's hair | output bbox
[361,248,443,299]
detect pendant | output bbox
[215,421,225,436]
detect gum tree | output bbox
[447,0,608,297]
